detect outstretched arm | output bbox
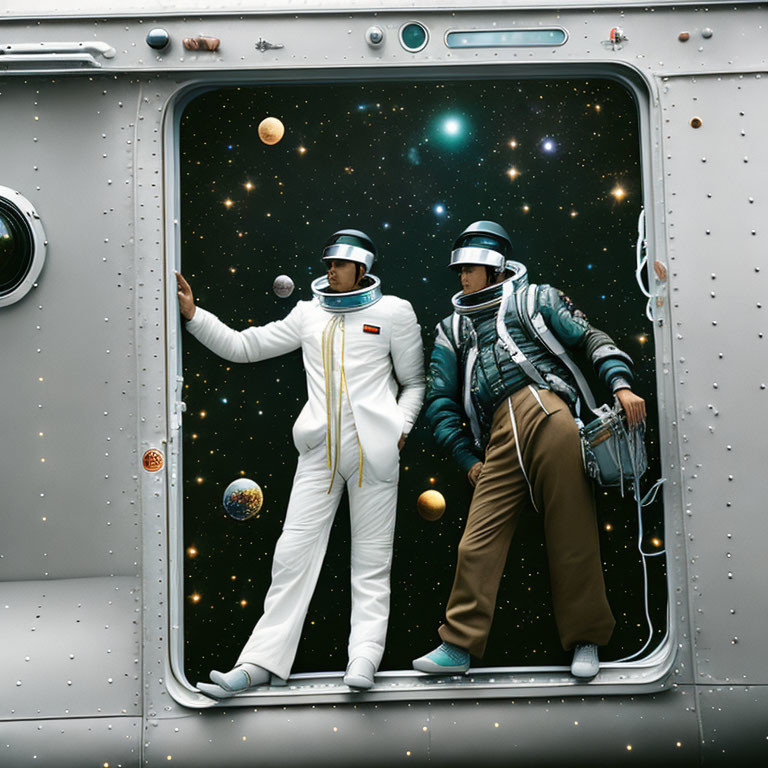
[178,271,302,363]
[537,285,645,426]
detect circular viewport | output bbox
[399,22,429,53]
[0,188,47,308]
[0,201,34,298]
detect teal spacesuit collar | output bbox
[311,274,383,312]
[451,261,529,315]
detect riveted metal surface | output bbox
[659,73,768,686]
[0,76,141,583]
[0,577,140,719]
[0,717,141,768]
[142,687,700,766]
[1,1,767,765]
[697,685,768,765]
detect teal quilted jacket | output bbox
[425,279,635,473]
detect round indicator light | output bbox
[400,22,429,52]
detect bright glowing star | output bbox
[191,433,198,439]
[244,181,254,191]
[224,199,234,208]
[195,477,204,485]
[494,722,499,728]
[443,118,461,136]
[199,411,207,418]
[39,432,44,436]
[187,547,198,558]
[595,104,601,112]
[429,477,436,485]
[508,139,518,148]
[570,210,578,218]
[38,377,44,382]
[190,593,201,603]
[221,397,228,404]
[652,537,662,547]
[676,742,682,748]
[542,140,555,152]
[383,222,390,229]
[638,335,647,344]
[605,523,613,531]
[343,166,355,174]
[434,204,446,215]
[522,204,530,213]
[612,186,626,201]
[298,146,307,154]
[240,600,248,607]
[626,746,632,752]
[40,457,45,463]
[506,167,520,180]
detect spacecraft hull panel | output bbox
[1,1,766,765]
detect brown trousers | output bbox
[438,386,615,657]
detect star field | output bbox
[179,78,665,683]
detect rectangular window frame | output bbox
[162,63,682,709]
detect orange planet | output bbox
[258,116,285,146]
[417,489,446,521]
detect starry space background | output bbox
[179,77,666,683]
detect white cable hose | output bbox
[613,429,666,663]
[634,208,655,322]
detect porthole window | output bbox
[399,22,429,53]
[0,187,47,308]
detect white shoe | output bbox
[570,642,599,679]
[210,663,270,692]
[343,657,376,690]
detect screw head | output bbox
[146,28,170,50]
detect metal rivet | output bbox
[690,116,702,128]
[702,28,713,39]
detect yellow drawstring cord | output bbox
[321,315,363,491]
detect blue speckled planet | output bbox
[222,478,263,521]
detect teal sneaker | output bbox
[412,642,470,674]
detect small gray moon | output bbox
[273,274,295,298]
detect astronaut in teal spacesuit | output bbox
[412,221,646,679]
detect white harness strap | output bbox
[519,284,599,414]
[495,281,548,388]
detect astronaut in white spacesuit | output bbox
[176,229,424,693]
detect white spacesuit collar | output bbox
[451,261,529,315]
[311,274,383,312]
